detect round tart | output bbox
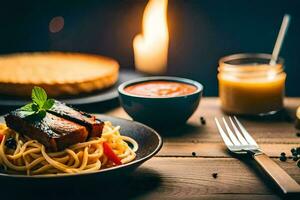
[0,52,119,97]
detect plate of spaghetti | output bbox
[0,87,162,178]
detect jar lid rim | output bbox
[219,53,284,66]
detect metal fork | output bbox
[215,116,300,194]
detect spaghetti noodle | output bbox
[0,121,138,175]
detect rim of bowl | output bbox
[118,76,204,99]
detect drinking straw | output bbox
[269,14,291,65]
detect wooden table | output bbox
[105,97,300,200]
[1,98,299,200]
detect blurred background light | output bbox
[49,16,64,33]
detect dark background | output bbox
[0,0,299,96]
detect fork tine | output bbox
[229,116,248,145]
[214,118,233,146]
[233,116,258,146]
[222,117,240,145]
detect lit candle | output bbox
[133,0,169,74]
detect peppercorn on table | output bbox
[0,97,299,200]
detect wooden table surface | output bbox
[1,97,299,200]
[105,97,300,200]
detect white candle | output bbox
[133,0,169,74]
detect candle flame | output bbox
[133,0,169,74]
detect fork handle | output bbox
[253,153,300,194]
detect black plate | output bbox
[0,70,144,112]
[0,114,163,180]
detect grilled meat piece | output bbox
[48,100,104,137]
[5,111,88,151]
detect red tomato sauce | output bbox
[124,81,197,97]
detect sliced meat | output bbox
[5,110,88,151]
[48,100,104,137]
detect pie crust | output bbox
[0,52,119,97]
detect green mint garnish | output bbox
[19,86,54,118]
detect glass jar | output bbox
[217,53,286,116]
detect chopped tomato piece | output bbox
[0,134,3,143]
[103,142,122,165]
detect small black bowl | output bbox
[118,76,203,128]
